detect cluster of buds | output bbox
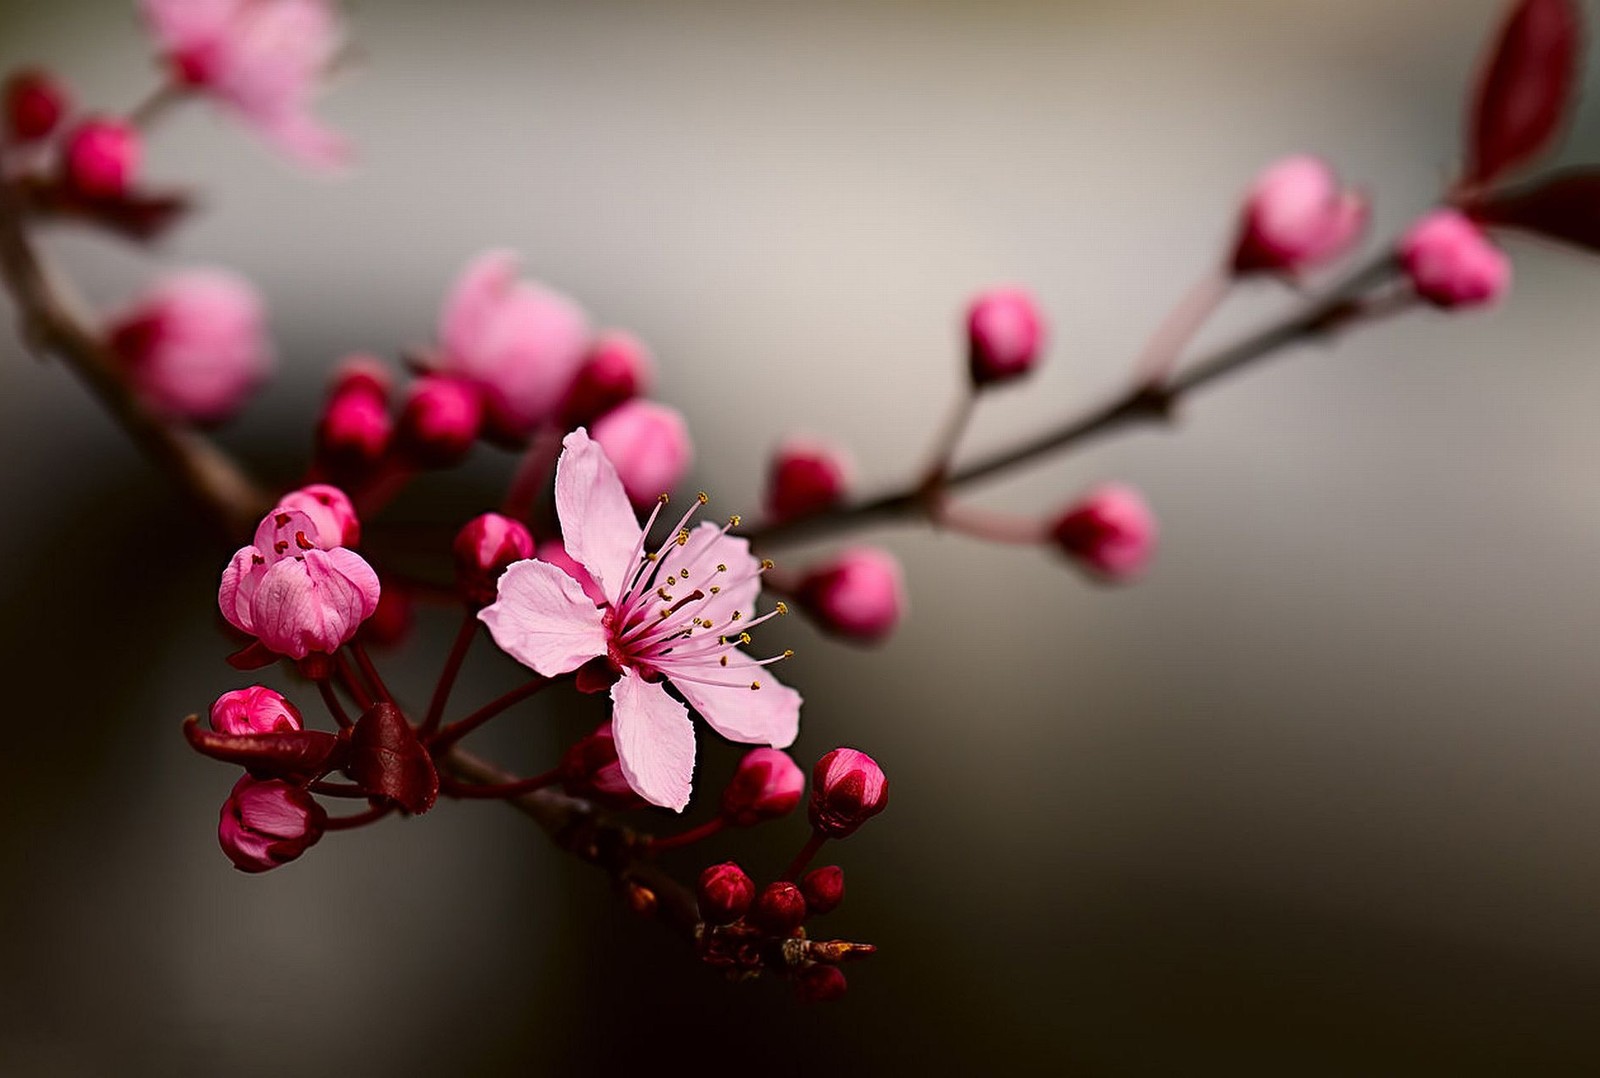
[311,252,686,514]
[693,748,887,1001]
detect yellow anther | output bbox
[676,529,690,546]
[717,563,727,573]
[727,514,742,528]
[731,611,742,621]
[783,649,794,658]
[658,493,670,504]
[647,552,658,562]
[709,586,721,595]
[750,681,761,691]
[775,601,788,616]
[680,567,690,578]
[739,632,751,645]
[760,559,775,570]
[696,491,709,505]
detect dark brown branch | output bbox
[0,179,269,537]
[745,254,1401,547]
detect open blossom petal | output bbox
[610,671,694,811]
[479,559,608,677]
[553,428,642,603]
[668,649,800,748]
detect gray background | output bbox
[3,0,1600,1074]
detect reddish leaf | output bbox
[1474,169,1600,251]
[349,702,438,815]
[1467,0,1582,185]
[226,641,278,671]
[183,716,347,783]
[21,176,193,242]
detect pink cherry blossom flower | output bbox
[106,269,273,424]
[434,251,591,439]
[140,0,348,170]
[480,429,800,811]
[1398,209,1511,309]
[218,774,325,872]
[219,506,380,659]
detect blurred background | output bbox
[4,0,1600,1073]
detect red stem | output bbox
[421,612,478,737]
[349,641,393,704]
[782,831,828,881]
[334,651,375,711]
[316,677,354,728]
[650,815,728,852]
[428,676,550,752]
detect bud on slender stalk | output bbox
[590,399,693,507]
[317,383,392,475]
[808,748,889,839]
[62,117,141,199]
[1231,155,1367,276]
[721,748,804,827]
[561,330,655,426]
[765,437,853,521]
[210,686,303,736]
[796,547,906,643]
[1049,483,1156,583]
[218,775,326,873]
[561,723,647,809]
[396,375,484,467]
[800,865,845,915]
[4,69,69,143]
[453,513,535,607]
[697,861,755,925]
[752,881,808,936]
[1398,209,1511,309]
[966,287,1045,387]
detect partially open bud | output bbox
[217,775,326,873]
[765,437,853,521]
[210,686,304,736]
[1232,155,1366,276]
[561,723,647,809]
[966,287,1045,387]
[697,861,755,925]
[62,117,141,199]
[396,375,483,467]
[809,748,889,839]
[562,330,655,426]
[590,400,693,507]
[797,547,906,644]
[751,880,807,936]
[1398,209,1510,309]
[277,483,360,548]
[453,513,535,607]
[721,748,804,827]
[794,964,848,1003]
[1049,483,1156,583]
[106,269,273,424]
[4,69,69,143]
[800,865,845,915]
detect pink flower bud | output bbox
[765,437,853,521]
[1398,209,1511,309]
[276,483,360,548]
[210,686,304,736]
[721,748,805,827]
[562,330,656,426]
[590,400,694,506]
[751,881,807,936]
[316,384,392,475]
[4,69,69,143]
[218,775,326,873]
[62,117,141,199]
[435,251,590,437]
[396,375,483,468]
[808,748,889,839]
[218,507,381,659]
[106,269,273,424]
[697,861,755,925]
[329,354,394,402]
[561,723,647,809]
[536,539,608,607]
[141,0,349,170]
[966,287,1046,386]
[453,513,535,607]
[1049,483,1156,583]
[797,547,906,644]
[800,865,845,915]
[1232,155,1367,275]
[794,964,848,1003]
